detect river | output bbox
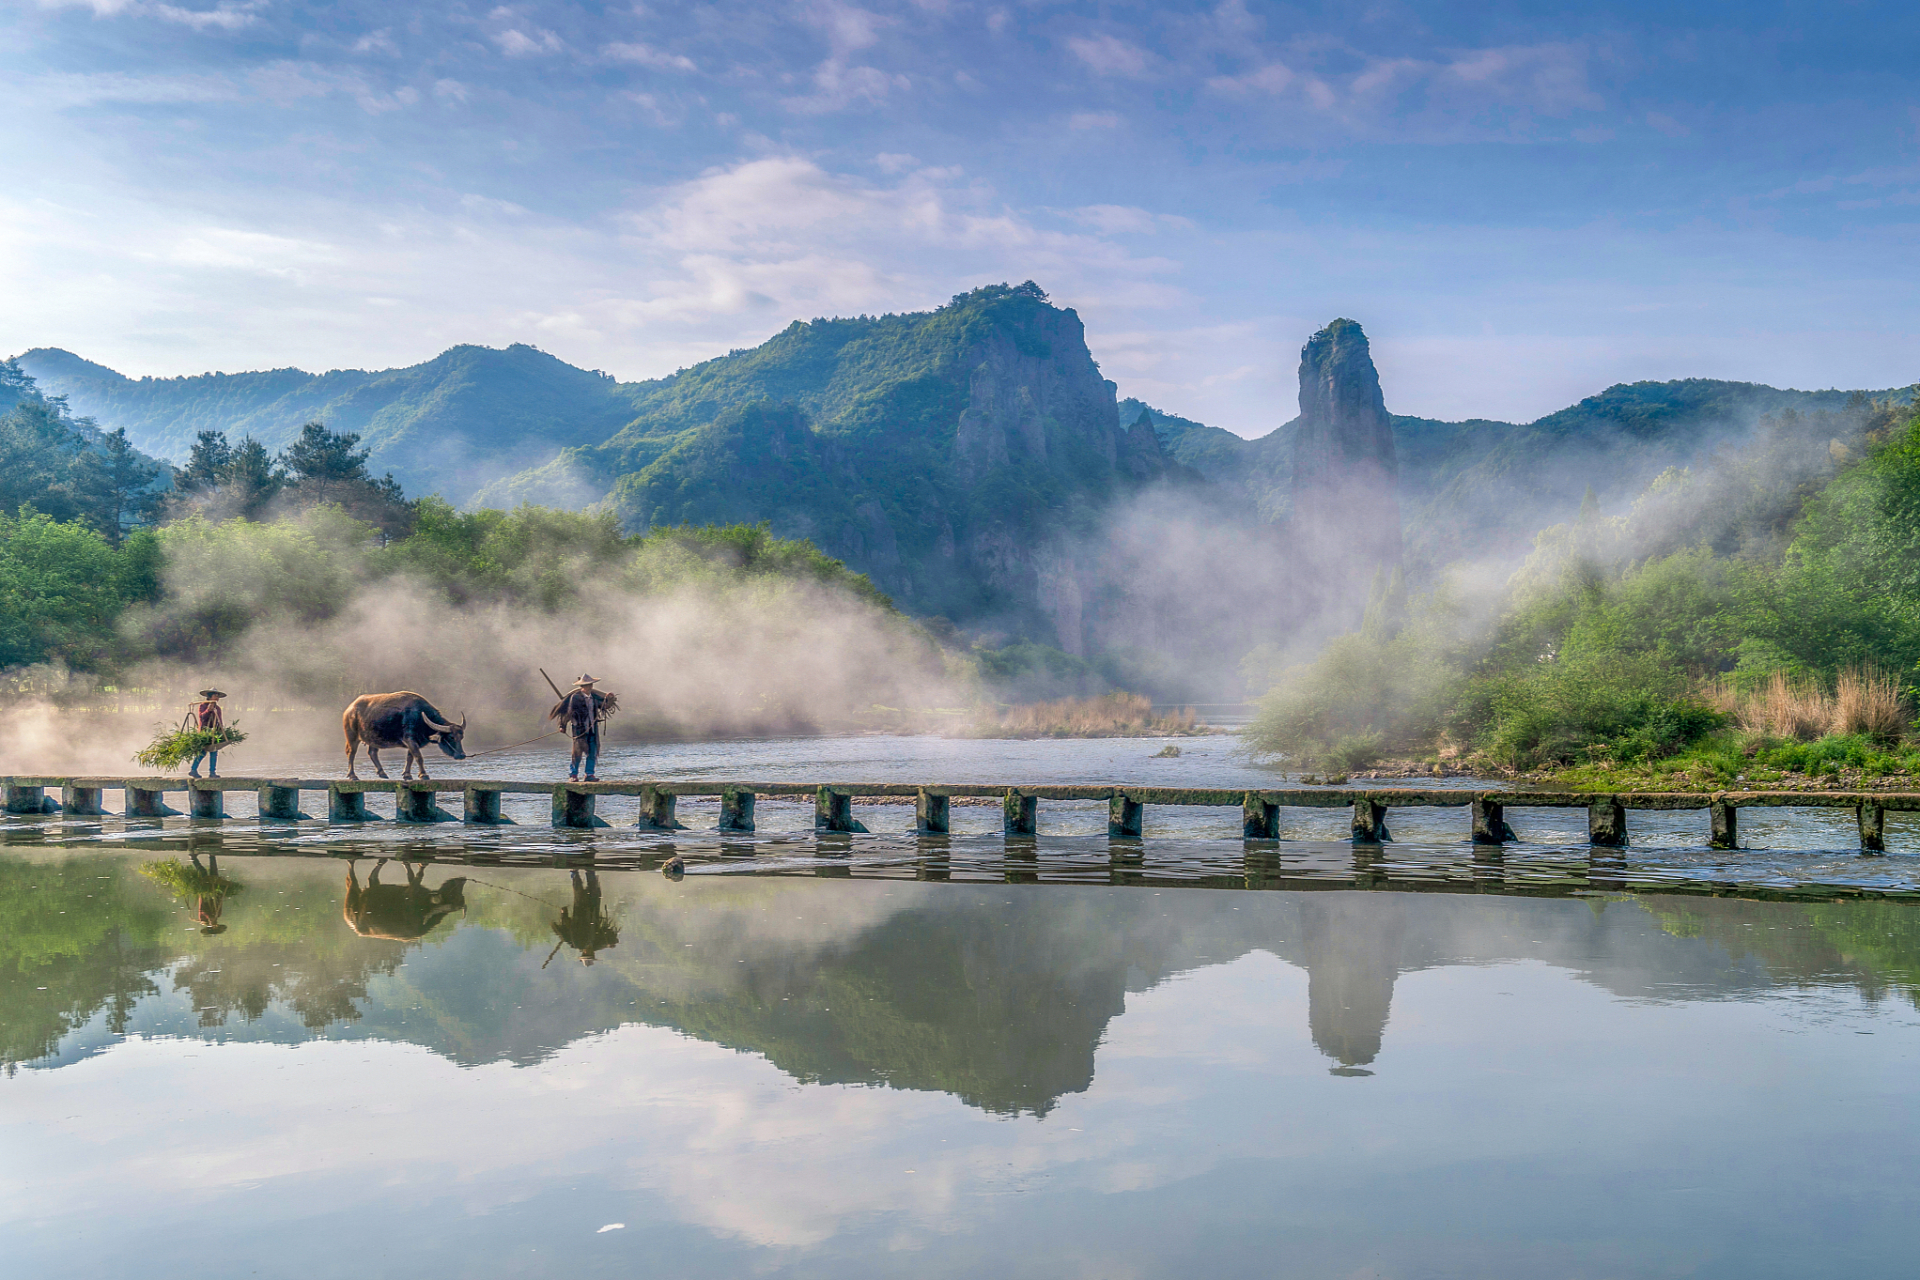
[4,734,1919,1277]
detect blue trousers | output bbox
[569,733,598,779]
[190,750,218,776]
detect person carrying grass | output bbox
[188,689,227,778]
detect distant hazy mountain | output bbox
[1134,379,1916,572]
[16,343,636,505]
[21,292,1915,648]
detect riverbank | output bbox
[1344,748,1920,793]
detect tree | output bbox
[223,437,287,521]
[88,428,167,546]
[280,422,372,504]
[177,430,234,494]
[277,421,413,540]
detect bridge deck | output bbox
[4,775,1919,807]
[2,775,1912,850]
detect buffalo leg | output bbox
[367,747,389,779]
[346,737,360,781]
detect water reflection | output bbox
[545,868,620,966]
[5,851,1920,1103]
[342,857,468,942]
[138,853,239,935]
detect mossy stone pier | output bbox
[1,777,1914,852]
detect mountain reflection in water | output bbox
[6,851,1919,1101]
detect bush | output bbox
[1462,654,1726,768]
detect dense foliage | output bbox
[1,357,166,543]
[1250,396,1920,776]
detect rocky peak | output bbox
[1289,318,1402,574]
[1119,407,1172,481]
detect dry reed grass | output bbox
[1715,667,1910,742]
[984,692,1200,738]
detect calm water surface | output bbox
[5,736,1920,1277]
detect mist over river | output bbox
[7,734,1920,1279]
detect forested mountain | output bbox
[19,287,1914,653]
[1135,380,1916,573]
[18,344,635,506]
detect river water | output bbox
[5,735,1920,1277]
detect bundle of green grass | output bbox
[134,724,246,771]
[138,857,242,899]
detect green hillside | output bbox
[490,283,1178,632]
[18,344,635,505]
[1132,381,1917,572]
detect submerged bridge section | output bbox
[1,776,1913,852]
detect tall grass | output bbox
[981,692,1199,738]
[1719,666,1910,743]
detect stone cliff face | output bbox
[588,284,1163,654]
[1289,318,1403,578]
[952,307,1123,482]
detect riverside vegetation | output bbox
[1248,394,1920,788]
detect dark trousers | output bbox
[569,732,599,779]
[190,750,218,776]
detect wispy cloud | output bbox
[603,41,697,72]
[1208,41,1602,137]
[493,27,564,57]
[38,0,263,28]
[1066,33,1153,78]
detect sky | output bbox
[3,0,1917,434]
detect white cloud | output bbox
[37,0,261,27]
[23,70,235,107]
[1070,205,1157,234]
[801,0,887,54]
[494,27,564,57]
[603,41,697,72]
[245,61,420,113]
[351,29,398,56]
[784,61,909,114]
[1066,33,1153,78]
[1207,41,1601,137]
[1068,110,1120,130]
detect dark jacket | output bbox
[548,689,610,739]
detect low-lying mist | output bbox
[0,504,962,775]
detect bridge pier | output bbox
[1351,799,1391,843]
[1003,789,1037,836]
[637,786,683,831]
[815,787,868,833]
[62,784,106,817]
[1471,798,1516,844]
[463,787,511,824]
[1709,799,1739,850]
[1588,798,1629,847]
[1243,793,1280,839]
[257,785,304,821]
[398,786,454,823]
[328,785,376,822]
[1108,792,1143,838]
[189,784,224,820]
[915,788,950,834]
[4,784,53,815]
[552,785,606,829]
[127,786,180,817]
[1860,803,1886,854]
[719,787,756,833]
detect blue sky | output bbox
[4,0,1916,432]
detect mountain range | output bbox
[19,286,1914,657]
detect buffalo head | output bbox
[422,710,469,759]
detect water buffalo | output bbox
[343,691,468,780]
[343,858,467,941]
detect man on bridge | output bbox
[547,673,616,782]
